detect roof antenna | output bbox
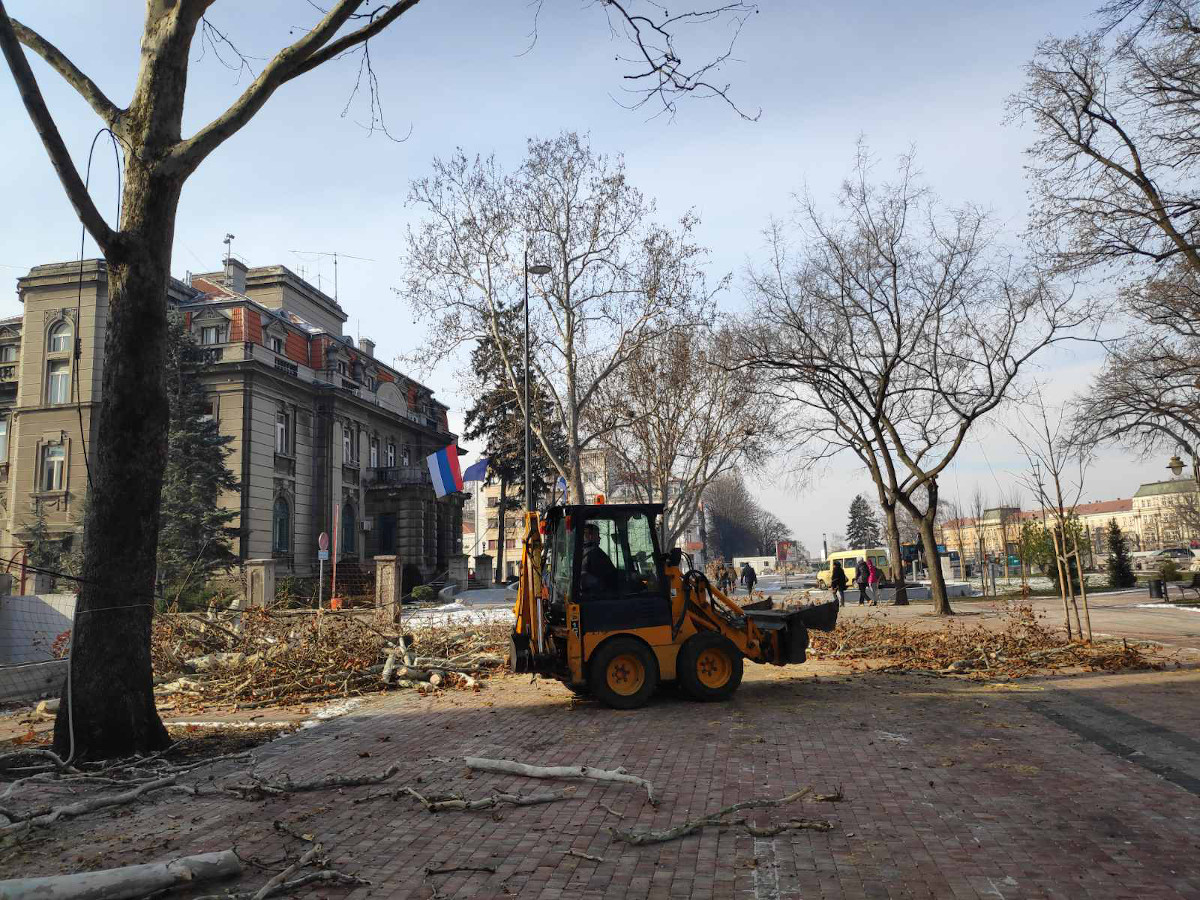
[223,233,235,261]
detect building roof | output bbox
[1134,479,1199,498]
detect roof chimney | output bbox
[360,337,375,358]
[223,256,248,294]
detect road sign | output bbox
[318,549,329,561]
[318,531,329,552]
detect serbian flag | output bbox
[426,444,464,497]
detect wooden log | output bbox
[0,849,239,900]
[416,787,575,812]
[463,757,658,806]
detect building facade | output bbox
[5,258,464,587]
[938,481,1200,570]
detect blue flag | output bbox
[462,456,489,484]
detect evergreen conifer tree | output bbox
[463,311,566,582]
[155,314,239,607]
[22,501,67,588]
[1106,518,1136,589]
[846,494,882,549]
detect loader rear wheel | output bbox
[590,638,659,710]
[679,633,743,702]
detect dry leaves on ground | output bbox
[808,603,1157,677]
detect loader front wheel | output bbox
[679,633,743,702]
[590,638,659,710]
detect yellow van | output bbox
[815,548,889,589]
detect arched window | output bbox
[341,504,356,553]
[48,322,71,353]
[272,496,290,553]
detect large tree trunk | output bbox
[878,497,907,605]
[52,164,180,759]
[917,513,953,615]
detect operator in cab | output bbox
[581,522,620,594]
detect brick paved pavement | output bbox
[4,661,1200,899]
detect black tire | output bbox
[589,637,659,710]
[678,632,743,702]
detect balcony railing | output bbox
[366,466,431,488]
[198,346,224,363]
[0,365,16,382]
[274,356,298,377]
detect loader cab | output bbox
[544,503,671,633]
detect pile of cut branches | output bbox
[808,604,1158,677]
[151,609,510,711]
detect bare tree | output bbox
[970,487,990,596]
[0,0,755,759]
[1010,392,1093,641]
[1016,2,1200,471]
[741,147,1086,615]
[595,326,777,547]
[1012,1,1200,279]
[404,134,715,502]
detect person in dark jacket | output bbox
[854,558,870,605]
[830,559,848,606]
[740,563,758,595]
[580,523,619,594]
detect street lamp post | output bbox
[523,246,551,513]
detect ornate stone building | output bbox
[4,258,464,588]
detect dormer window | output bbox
[48,322,71,353]
[337,360,348,376]
[0,345,16,362]
[200,325,224,345]
[271,336,284,354]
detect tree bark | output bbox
[52,161,180,760]
[917,512,952,615]
[1049,525,1074,640]
[878,498,907,605]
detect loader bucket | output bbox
[744,599,840,665]
[796,598,840,632]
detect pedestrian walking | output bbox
[720,566,733,595]
[831,559,848,607]
[867,558,880,606]
[854,557,870,605]
[741,562,758,596]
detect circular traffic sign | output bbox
[318,531,329,552]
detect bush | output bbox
[1160,560,1183,582]
[410,584,435,604]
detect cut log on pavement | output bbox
[463,757,658,806]
[0,849,240,900]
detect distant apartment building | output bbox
[938,479,1200,568]
[5,258,464,584]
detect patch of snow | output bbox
[300,697,363,729]
[403,607,515,627]
[169,720,296,729]
[1136,602,1200,613]
[874,730,910,743]
[434,601,469,613]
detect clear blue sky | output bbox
[0,0,1163,555]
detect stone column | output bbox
[474,554,492,584]
[243,559,277,608]
[374,554,401,623]
[448,553,469,594]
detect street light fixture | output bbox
[1168,454,1185,478]
[524,250,551,513]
